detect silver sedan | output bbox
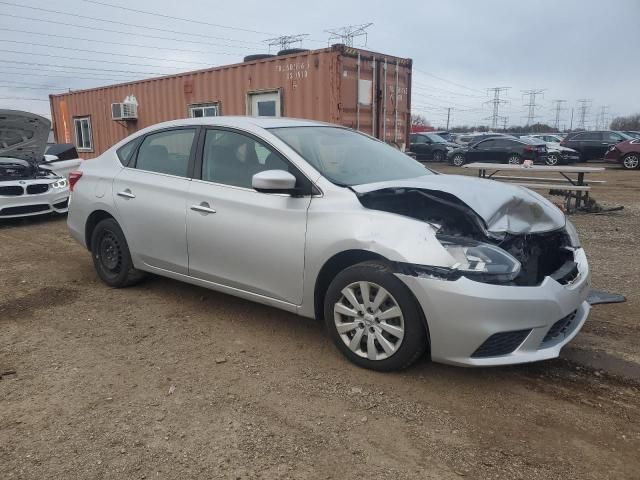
[67,117,590,370]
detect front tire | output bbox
[451,153,466,167]
[622,153,639,170]
[90,218,146,288]
[324,261,428,371]
[546,153,560,166]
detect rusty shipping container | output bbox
[49,44,412,158]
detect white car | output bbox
[42,143,83,179]
[67,117,590,370]
[0,110,70,218]
[521,136,580,165]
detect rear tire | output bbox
[90,218,146,288]
[433,150,445,162]
[507,154,522,165]
[622,153,639,170]
[324,261,428,371]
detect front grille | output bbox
[0,185,24,196]
[0,204,50,216]
[26,183,49,194]
[542,310,577,344]
[471,329,532,358]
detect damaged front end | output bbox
[357,187,578,287]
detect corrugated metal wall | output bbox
[50,45,412,158]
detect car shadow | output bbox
[0,213,66,230]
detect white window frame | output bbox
[188,103,220,118]
[73,116,93,151]
[247,89,282,117]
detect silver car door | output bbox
[186,128,311,304]
[113,127,197,274]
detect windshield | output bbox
[425,133,447,143]
[269,126,431,186]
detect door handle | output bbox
[117,189,136,199]
[190,202,216,214]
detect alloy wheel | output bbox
[623,154,639,169]
[546,154,559,166]
[508,155,522,165]
[333,281,405,361]
[434,151,444,162]
[452,154,465,166]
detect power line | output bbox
[0,96,49,102]
[264,34,309,53]
[411,82,486,99]
[3,59,167,76]
[551,99,567,130]
[485,87,510,129]
[413,68,486,94]
[576,99,592,130]
[0,84,66,91]
[0,41,215,66]
[0,69,133,82]
[0,28,247,56]
[82,0,277,36]
[0,2,264,46]
[521,89,545,126]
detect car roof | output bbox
[152,116,330,129]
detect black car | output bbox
[560,131,632,161]
[432,130,455,142]
[448,136,547,167]
[409,133,457,162]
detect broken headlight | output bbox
[438,235,521,283]
[564,220,581,248]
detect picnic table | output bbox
[462,162,606,212]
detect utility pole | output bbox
[576,99,592,130]
[595,105,609,130]
[551,99,567,131]
[570,108,574,130]
[484,87,510,130]
[325,23,373,47]
[446,107,452,130]
[522,89,546,126]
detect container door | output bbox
[248,91,281,117]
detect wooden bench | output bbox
[490,175,606,184]
[513,182,591,192]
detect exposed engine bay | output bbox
[0,158,59,182]
[358,187,575,286]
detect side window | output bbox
[73,117,92,151]
[134,129,196,177]
[604,132,623,142]
[116,138,139,166]
[477,139,495,148]
[492,139,514,148]
[201,129,290,188]
[575,132,600,141]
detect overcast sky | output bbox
[1,0,638,129]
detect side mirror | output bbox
[252,169,297,194]
[43,154,59,162]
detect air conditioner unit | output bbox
[111,102,138,120]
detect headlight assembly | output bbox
[51,178,68,189]
[564,220,581,248]
[438,235,521,283]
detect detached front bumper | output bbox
[398,248,590,367]
[0,187,70,218]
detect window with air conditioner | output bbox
[74,117,92,151]
[189,103,219,118]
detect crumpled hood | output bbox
[352,174,566,234]
[0,110,51,164]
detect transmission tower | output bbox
[484,87,510,130]
[576,99,592,130]
[264,34,309,52]
[595,105,609,130]
[551,99,567,130]
[325,23,373,47]
[521,89,546,126]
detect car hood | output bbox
[547,143,577,153]
[352,174,566,234]
[0,110,51,164]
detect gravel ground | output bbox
[1,162,639,479]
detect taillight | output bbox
[69,171,83,191]
[523,145,535,152]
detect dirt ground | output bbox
[1,162,639,479]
